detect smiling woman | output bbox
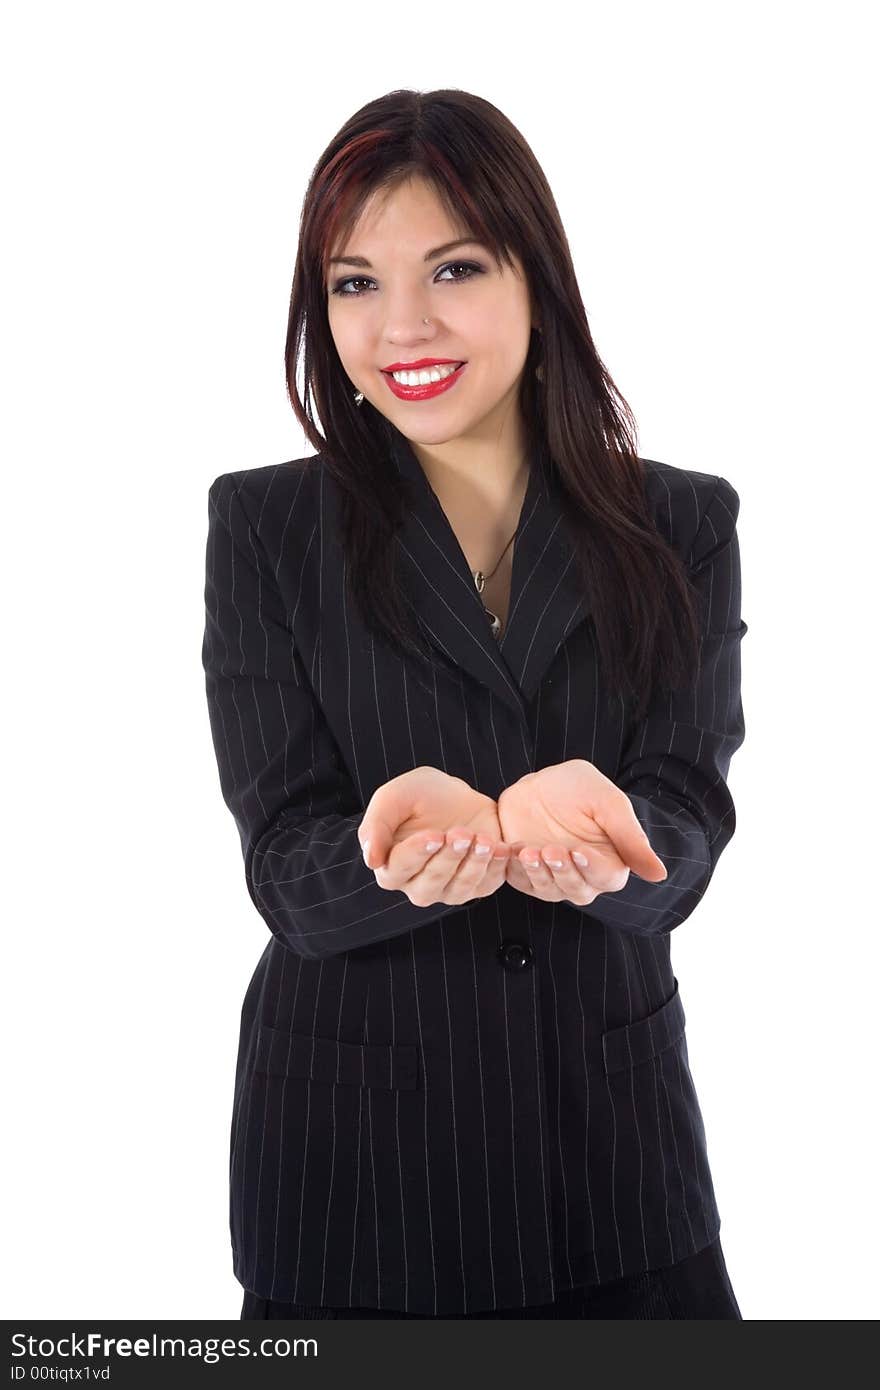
[202,86,747,1321]
[324,177,540,535]
[284,100,714,721]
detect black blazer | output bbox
[201,424,747,1315]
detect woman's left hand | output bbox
[496,760,667,905]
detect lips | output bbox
[381,358,464,373]
[382,360,468,401]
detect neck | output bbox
[410,433,530,527]
[410,438,531,573]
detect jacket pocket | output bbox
[254,1022,419,1091]
[602,978,686,1076]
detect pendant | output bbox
[474,571,502,639]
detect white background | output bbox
[3,0,877,1321]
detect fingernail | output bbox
[362,838,371,861]
[423,840,442,852]
[572,852,588,866]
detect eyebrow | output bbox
[327,238,486,269]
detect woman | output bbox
[202,88,747,1319]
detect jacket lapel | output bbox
[387,425,592,723]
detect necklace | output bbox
[472,527,518,640]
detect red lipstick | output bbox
[382,357,461,371]
[381,360,468,402]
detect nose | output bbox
[381,297,439,337]
[385,315,435,338]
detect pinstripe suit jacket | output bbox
[201,422,747,1315]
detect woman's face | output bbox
[326,176,537,450]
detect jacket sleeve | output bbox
[201,472,466,959]
[582,475,747,937]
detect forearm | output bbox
[579,475,746,936]
[247,809,468,959]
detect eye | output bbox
[330,260,484,297]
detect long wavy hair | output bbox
[283,87,701,723]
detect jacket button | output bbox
[498,940,534,971]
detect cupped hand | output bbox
[497,760,668,905]
[357,766,512,908]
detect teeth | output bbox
[391,363,461,386]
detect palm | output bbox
[497,761,627,890]
[369,767,502,857]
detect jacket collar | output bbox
[387,424,592,723]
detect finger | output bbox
[359,774,428,870]
[374,828,448,881]
[473,844,514,897]
[440,829,492,890]
[359,815,400,870]
[504,858,533,894]
[517,847,596,904]
[445,831,510,896]
[564,843,631,894]
[394,829,510,904]
[504,849,560,902]
[377,827,491,894]
[518,847,563,897]
[593,797,668,881]
[539,847,601,902]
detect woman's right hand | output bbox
[357,767,512,908]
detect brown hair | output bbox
[283,87,701,722]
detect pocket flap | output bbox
[602,979,686,1076]
[255,1023,418,1090]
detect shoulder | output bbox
[640,458,741,565]
[208,455,321,507]
[207,455,323,531]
